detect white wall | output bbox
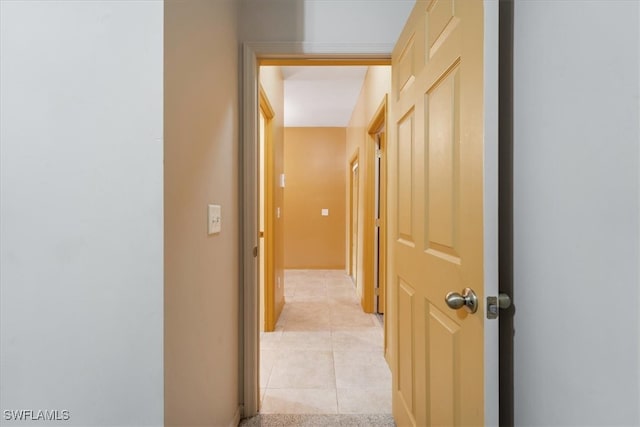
[0,2,163,426]
[240,0,414,52]
[513,1,640,425]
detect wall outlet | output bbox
[279,174,286,188]
[208,204,221,235]
[321,208,329,216]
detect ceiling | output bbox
[281,66,369,127]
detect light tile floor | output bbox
[260,270,392,415]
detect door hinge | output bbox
[486,293,512,319]
[374,288,380,296]
[376,149,382,159]
[375,218,381,227]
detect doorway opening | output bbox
[256,62,392,416]
[242,2,503,421]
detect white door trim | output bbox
[240,42,393,418]
[482,1,500,426]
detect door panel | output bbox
[390,1,486,425]
[428,304,461,426]
[397,111,415,244]
[397,279,415,416]
[426,65,459,256]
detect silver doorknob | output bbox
[445,288,478,313]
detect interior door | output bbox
[389,0,493,425]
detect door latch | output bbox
[486,293,511,319]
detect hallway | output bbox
[259,270,391,415]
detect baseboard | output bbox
[228,406,241,427]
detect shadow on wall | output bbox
[239,0,304,42]
[238,0,415,48]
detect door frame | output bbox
[482,2,500,425]
[258,85,276,332]
[240,5,501,416]
[240,43,391,417]
[362,96,387,314]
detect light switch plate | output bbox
[321,208,329,216]
[208,204,221,235]
[279,174,286,188]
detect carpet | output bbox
[239,414,396,426]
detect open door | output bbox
[389,1,499,425]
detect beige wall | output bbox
[259,66,286,324]
[164,1,239,426]
[345,66,391,298]
[284,128,347,269]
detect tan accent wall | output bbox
[345,66,391,298]
[164,1,239,425]
[259,66,286,325]
[284,128,347,269]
